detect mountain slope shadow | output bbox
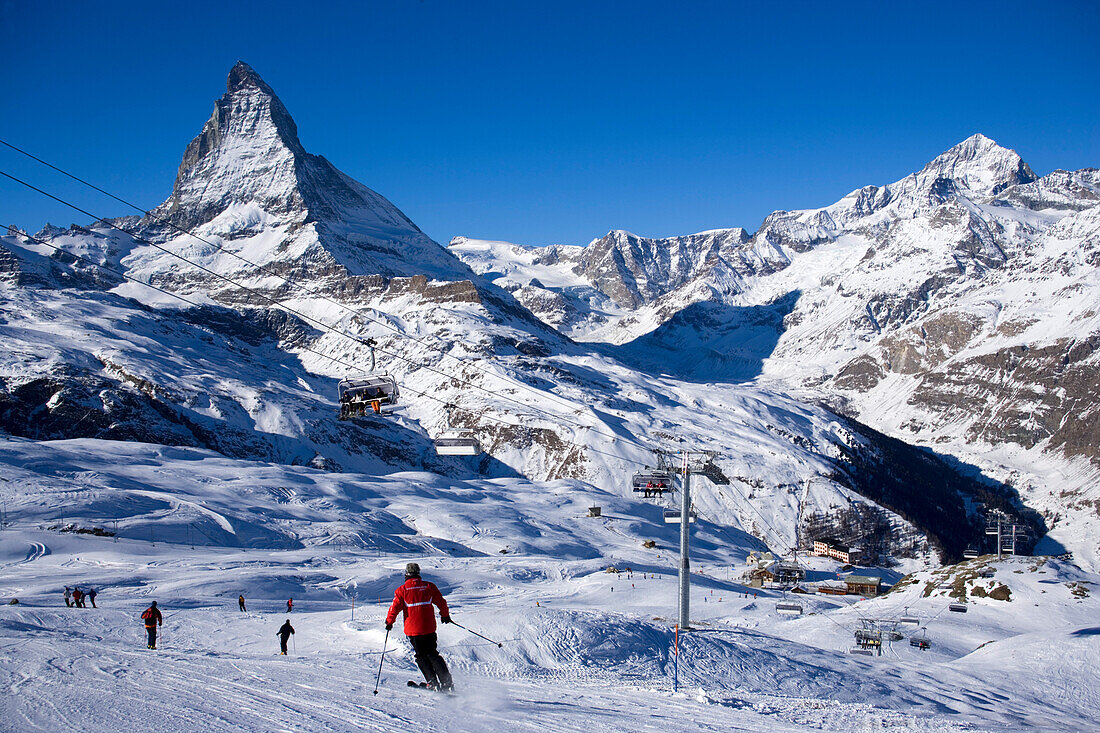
[607,291,801,382]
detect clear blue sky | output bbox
[1,0,1097,245]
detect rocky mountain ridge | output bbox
[451,137,1100,564]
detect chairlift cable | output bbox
[0,139,642,443]
[0,167,650,453]
[9,229,643,468]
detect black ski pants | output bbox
[279,634,290,654]
[146,626,157,648]
[409,633,452,688]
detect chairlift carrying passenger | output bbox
[632,470,674,498]
[337,338,400,420]
[338,375,399,419]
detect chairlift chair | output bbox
[848,647,875,656]
[632,470,674,497]
[434,428,481,456]
[338,374,399,420]
[909,628,931,650]
[948,603,968,613]
[855,629,881,645]
[776,601,803,616]
[900,615,920,625]
[963,546,979,559]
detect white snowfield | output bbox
[1,438,1097,731]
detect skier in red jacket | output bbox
[141,601,163,649]
[385,563,454,691]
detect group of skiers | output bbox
[63,586,97,608]
[129,563,456,691]
[237,595,293,614]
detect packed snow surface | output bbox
[2,438,1097,731]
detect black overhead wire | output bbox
[0,138,619,433]
[7,227,643,468]
[0,166,647,454]
[716,481,797,557]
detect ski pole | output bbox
[449,620,503,648]
[373,627,390,695]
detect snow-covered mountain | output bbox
[0,63,1087,565]
[451,136,1100,565]
[140,61,472,285]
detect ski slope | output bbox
[1,438,1097,731]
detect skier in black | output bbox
[239,594,246,612]
[277,619,294,655]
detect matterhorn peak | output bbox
[917,133,1037,196]
[139,62,476,281]
[226,60,266,92]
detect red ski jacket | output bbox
[141,606,162,628]
[386,578,449,636]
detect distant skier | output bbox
[73,588,84,608]
[88,588,97,608]
[277,619,294,655]
[64,587,72,608]
[385,563,454,692]
[286,598,293,613]
[239,595,246,612]
[141,601,163,649]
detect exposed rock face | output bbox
[909,335,1100,460]
[575,228,753,309]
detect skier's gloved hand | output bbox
[385,623,393,631]
[441,615,452,624]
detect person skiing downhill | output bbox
[239,595,246,612]
[141,601,163,649]
[286,598,293,613]
[385,563,454,692]
[277,619,294,655]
